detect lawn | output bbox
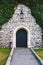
[0,48,11,65]
[34,48,43,60]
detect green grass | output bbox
[0,48,11,65]
[34,48,43,60]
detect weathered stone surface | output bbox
[0,4,42,48]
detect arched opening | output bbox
[16,29,27,47]
[12,26,31,48]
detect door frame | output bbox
[16,28,27,47]
[12,25,31,48]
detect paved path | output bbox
[11,48,41,65]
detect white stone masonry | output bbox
[0,4,42,48]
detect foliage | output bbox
[0,0,18,29]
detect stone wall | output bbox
[0,4,42,48]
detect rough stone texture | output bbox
[0,4,42,48]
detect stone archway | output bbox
[12,25,31,48]
[16,28,27,47]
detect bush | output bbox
[0,0,18,29]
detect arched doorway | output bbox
[12,26,31,48]
[16,29,27,47]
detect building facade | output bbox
[0,4,42,48]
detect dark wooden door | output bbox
[16,29,27,47]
